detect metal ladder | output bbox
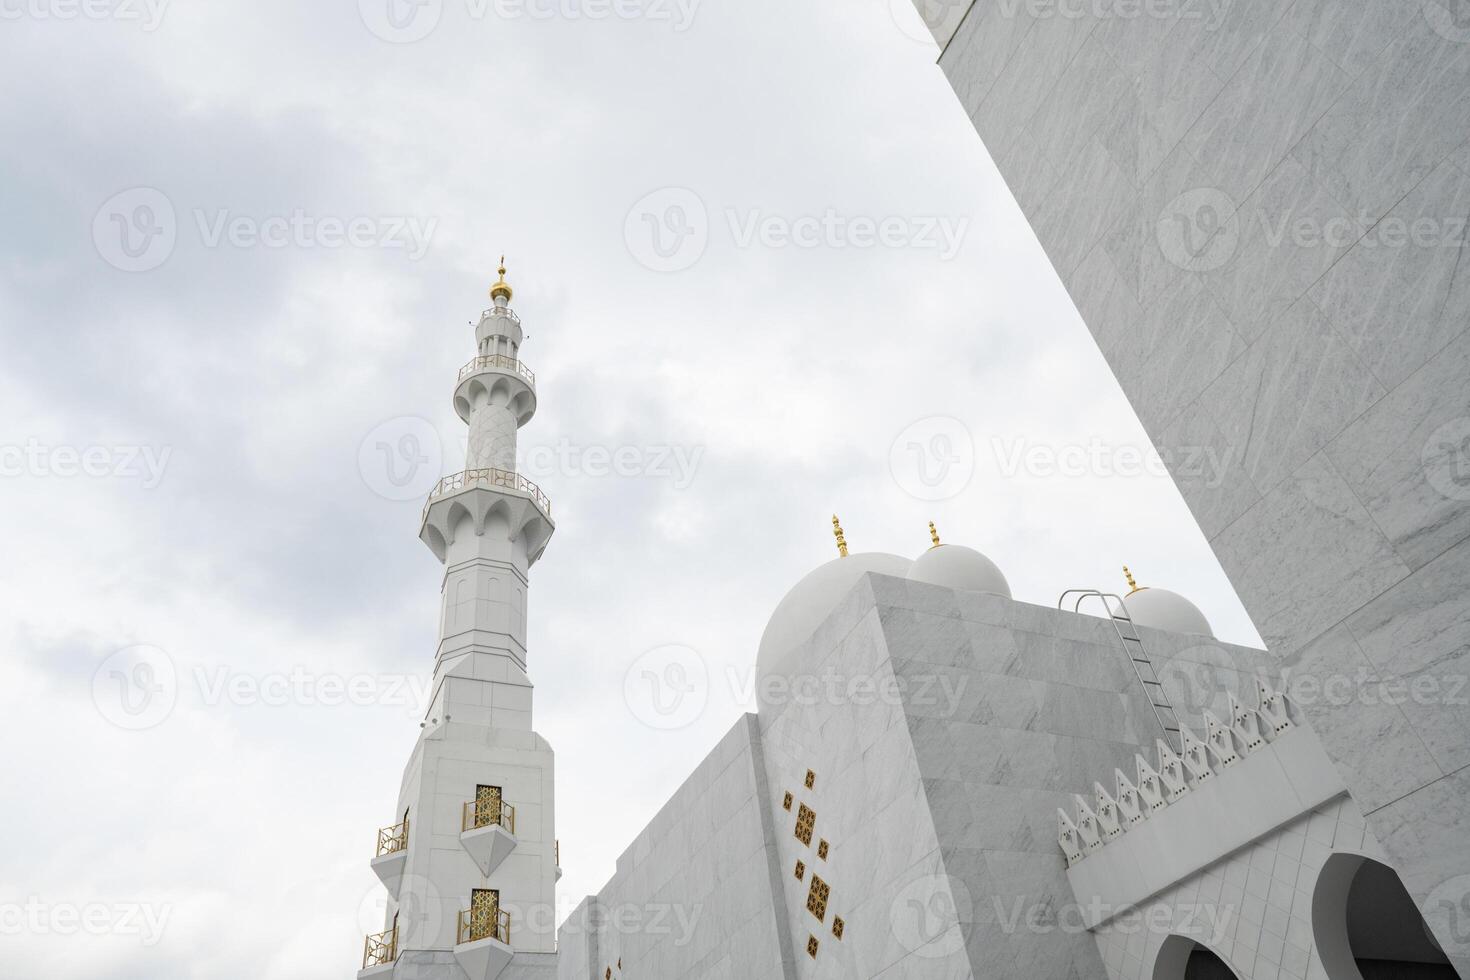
[1058,590,1182,752]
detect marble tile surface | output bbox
[1199,155,1364,343]
[1133,277,1246,434]
[1280,0,1424,77]
[1277,623,1443,811]
[1100,144,1225,310]
[1310,156,1470,390]
[1201,296,1384,495]
[1325,325,1470,570]
[1033,134,1139,280]
[1159,397,1264,540]
[1292,14,1470,225]
[1212,452,1409,655]
[1182,23,1350,206]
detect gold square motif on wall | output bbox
[806,875,830,922]
[794,804,815,846]
[806,936,819,958]
[804,769,816,789]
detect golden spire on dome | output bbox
[832,515,849,558]
[928,521,941,549]
[1123,565,1142,595]
[490,256,513,303]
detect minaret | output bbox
[361,263,559,980]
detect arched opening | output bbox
[1312,852,1456,979]
[1154,934,1240,980]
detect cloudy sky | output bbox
[0,0,1261,976]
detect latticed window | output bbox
[470,888,499,941]
[474,785,503,829]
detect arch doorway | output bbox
[1154,934,1240,980]
[1313,853,1457,979]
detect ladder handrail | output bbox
[1059,589,1182,751]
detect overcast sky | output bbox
[0,0,1261,976]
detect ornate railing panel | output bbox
[363,925,398,968]
[375,816,409,857]
[458,354,535,387]
[424,468,552,520]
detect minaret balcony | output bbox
[424,468,553,522]
[454,355,537,427]
[454,907,513,980]
[358,924,398,978]
[419,467,555,565]
[460,799,517,876]
[458,354,535,387]
[369,817,410,895]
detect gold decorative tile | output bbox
[782,791,793,811]
[804,769,816,789]
[795,860,805,880]
[817,839,829,860]
[806,935,819,958]
[806,875,830,922]
[832,916,845,939]
[794,803,815,846]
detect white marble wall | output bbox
[555,715,793,980]
[1091,797,1388,980]
[927,0,1470,959]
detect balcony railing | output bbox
[462,798,516,835]
[480,306,521,327]
[362,925,398,969]
[457,907,512,946]
[376,817,409,858]
[424,468,552,520]
[458,354,535,387]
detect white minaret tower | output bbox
[361,261,560,980]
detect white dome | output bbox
[756,552,912,686]
[1122,588,1213,637]
[906,544,1011,598]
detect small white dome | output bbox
[756,552,912,687]
[907,544,1011,598]
[1122,588,1213,637]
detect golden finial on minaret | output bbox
[832,515,849,558]
[1123,565,1140,595]
[928,521,941,549]
[490,255,513,303]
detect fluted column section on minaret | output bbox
[466,395,518,471]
